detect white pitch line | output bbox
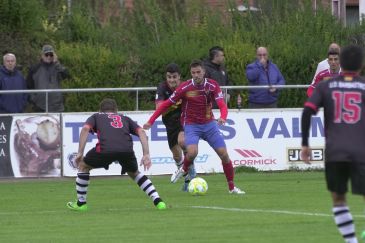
[191,206,365,218]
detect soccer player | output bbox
[67,98,166,211]
[307,50,341,97]
[144,60,244,194]
[155,63,196,191]
[301,45,365,243]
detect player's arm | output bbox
[143,99,174,129]
[76,124,91,166]
[307,73,322,97]
[216,98,228,125]
[301,104,317,164]
[136,127,152,171]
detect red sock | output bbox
[222,161,235,190]
[182,157,192,172]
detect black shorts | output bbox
[84,148,138,174]
[166,124,183,149]
[325,161,365,195]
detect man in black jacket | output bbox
[27,45,69,112]
[203,46,232,108]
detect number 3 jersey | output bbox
[305,74,365,162]
[84,112,140,153]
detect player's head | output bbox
[340,45,364,72]
[165,63,181,89]
[327,50,340,72]
[209,46,225,64]
[190,59,205,84]
[100,98,118,113]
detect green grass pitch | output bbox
[0,171,364,243]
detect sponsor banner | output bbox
[0,114,61,178]
[62,109,325,176]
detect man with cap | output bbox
[26,44,70,112]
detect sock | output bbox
[332,206,358,243]
[185,164,196,183]
[222,161,235,191]
[134,173,162,206]
[175,158,183,169]
[182,157,193,172]
[76,172,90,206]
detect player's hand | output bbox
[301,146,311,164]
[269,87,277,93]
[75,153,83,167]
[140,154,152,171]
[143,123,151,130]
[217,118,226,126]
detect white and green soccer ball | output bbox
[188,177,208,196]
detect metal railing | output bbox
[0,84,310,112]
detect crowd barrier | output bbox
[0,108,324,178]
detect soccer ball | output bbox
[188,177,208,196]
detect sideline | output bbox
[190,206,365,218]
[1,205,364,219]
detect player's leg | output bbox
[349,163,365,241]
[124,153,166,210]
[167,127,183,168]
[171,125,199,183]
[204,121,244,194]
[67,149,103,211]
[177,131,196,191]
[326,162,357,242]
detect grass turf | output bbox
[0,171,364,243]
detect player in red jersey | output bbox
[302,45,365,242]
[307,50,341,97]
[67,98,166,211]
[144,60,244,194]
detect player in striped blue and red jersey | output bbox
[67,98,166,211]
[144,60,244,194]
[301,45,365,242]
[307,50,341,97]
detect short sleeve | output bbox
[124,115,140,136]
[306,81,325,112]
[156,82,165,101]
[85,114,97,133]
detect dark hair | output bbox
[189,59,204,69]
[165,63,181,74]
[327,50,339,57]
[209,46,224,60]
[340,45,364,72]
[99,98,118,112]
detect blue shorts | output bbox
[184,121,226,149]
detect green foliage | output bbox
[3,0,365,111]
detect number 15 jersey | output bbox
[305,74,365,163]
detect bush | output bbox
[3,0,365,111]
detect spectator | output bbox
[27,45,69,112]
[307,50,341,97]
[246,47,286,108]
[310,43,340,84]
[204,46,232,108]
[0,53,27,113]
